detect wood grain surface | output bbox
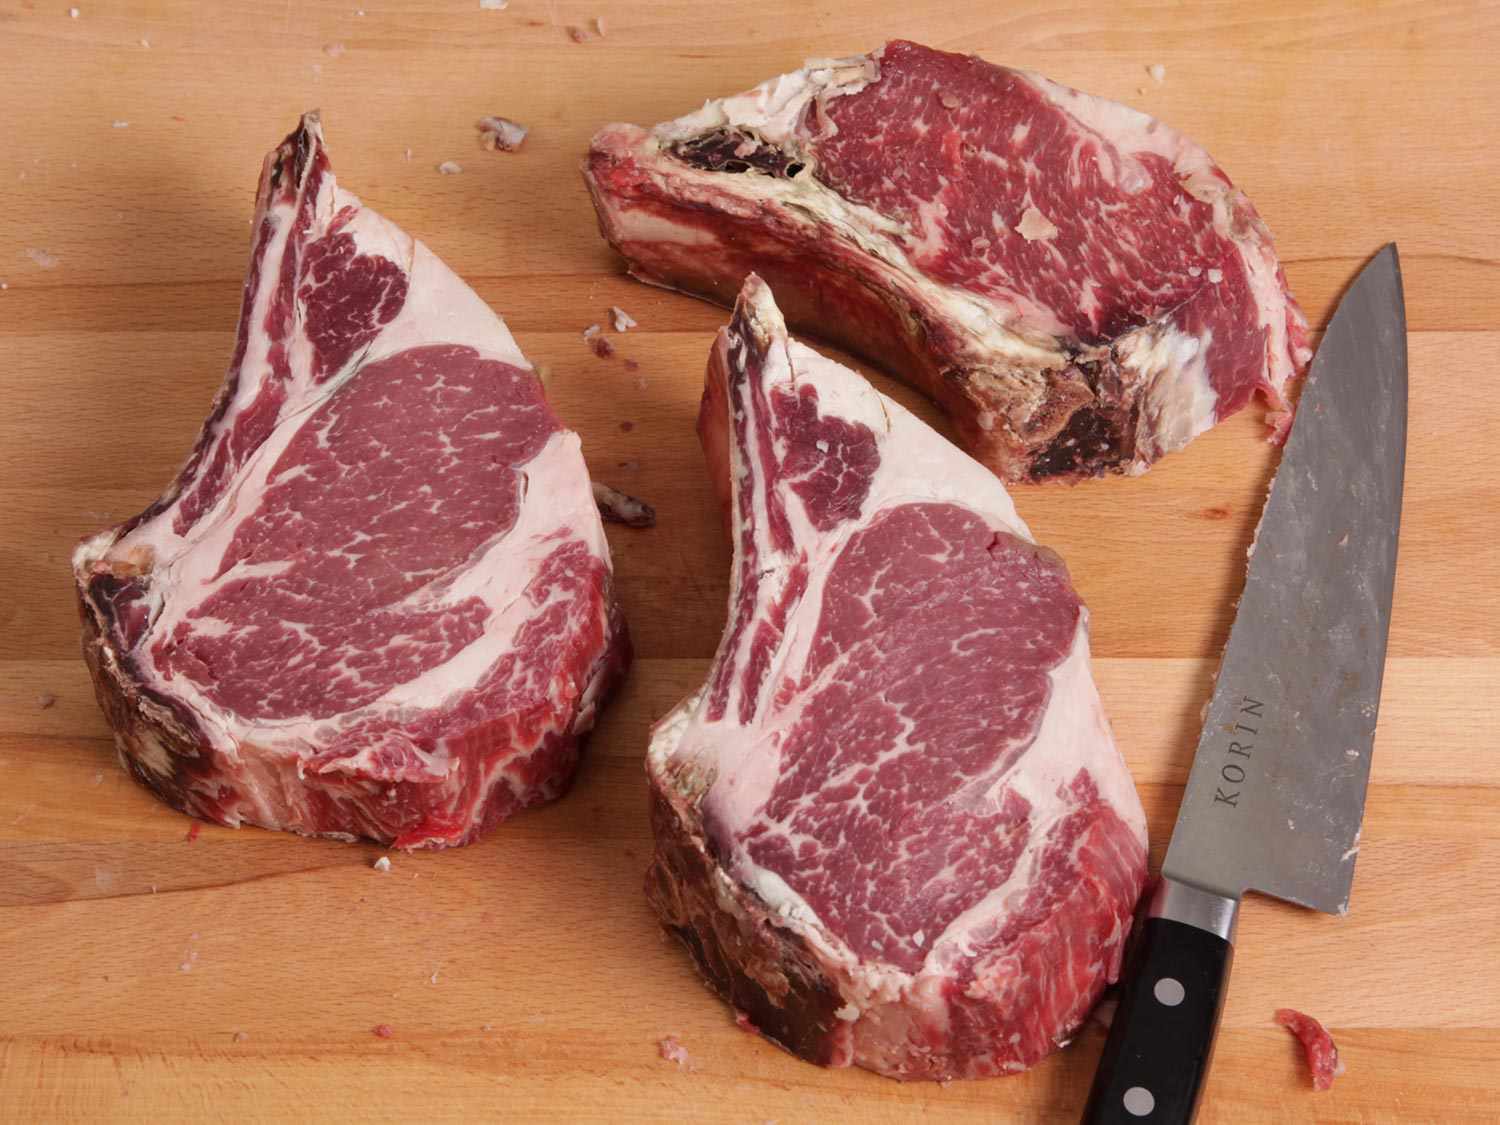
[3,1,1498,1121]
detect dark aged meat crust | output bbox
[646,786,852,1066]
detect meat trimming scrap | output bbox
[585,39,1311,482]
[73,114,629,848]
[646,275,1147,1080]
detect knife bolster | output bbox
[1151,878,1241,943]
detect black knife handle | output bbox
[1080,915,1233,1124]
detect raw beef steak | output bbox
[73,114,629,848]
[586,40,1311,483]
[646,276,1147,1080]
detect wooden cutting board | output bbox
[3,2,1497,1120]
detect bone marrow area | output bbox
[669,129,807,180]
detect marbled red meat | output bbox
[585,40,1311,482]
[646,276,1147,1080]
[73,114,629,848]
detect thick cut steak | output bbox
[586,40,1312,483]
[646,275,1147,1080]
[73,114,629,848]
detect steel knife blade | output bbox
[1083,244,1408,1124]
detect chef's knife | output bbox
[1081,244,1408,1123]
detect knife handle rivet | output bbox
[1153,976,1185,1007]
[1123,1086,1156,1116]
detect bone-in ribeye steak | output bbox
[586,39,1312,483]
[73,114,629,848]
[646,276,1148,1080]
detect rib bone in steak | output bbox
[73,114,629,848]
[586,40,1312,482]
[646,275,1147,1080]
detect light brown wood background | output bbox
[2,1,1497,1121]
